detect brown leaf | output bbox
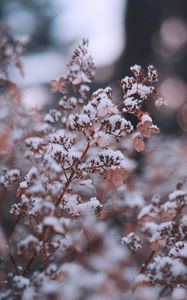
[50,80,59,93]
[106,168,127,187]
[0,78,20,100]
[50,77,67,94]
[133,135,145,152]
[15,61,24,77]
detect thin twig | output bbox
[139,250,155,274]
[8,250,18,275]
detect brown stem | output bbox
[139,250,155,274]
[8,251,18,274]
[6,214,23,275]
[55,141,90,207]
[9,214,23,240]
[22,255,35,276]
[55,169,75,208]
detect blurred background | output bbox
[1,0,187,133]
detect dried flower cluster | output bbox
[0,37,186,300]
